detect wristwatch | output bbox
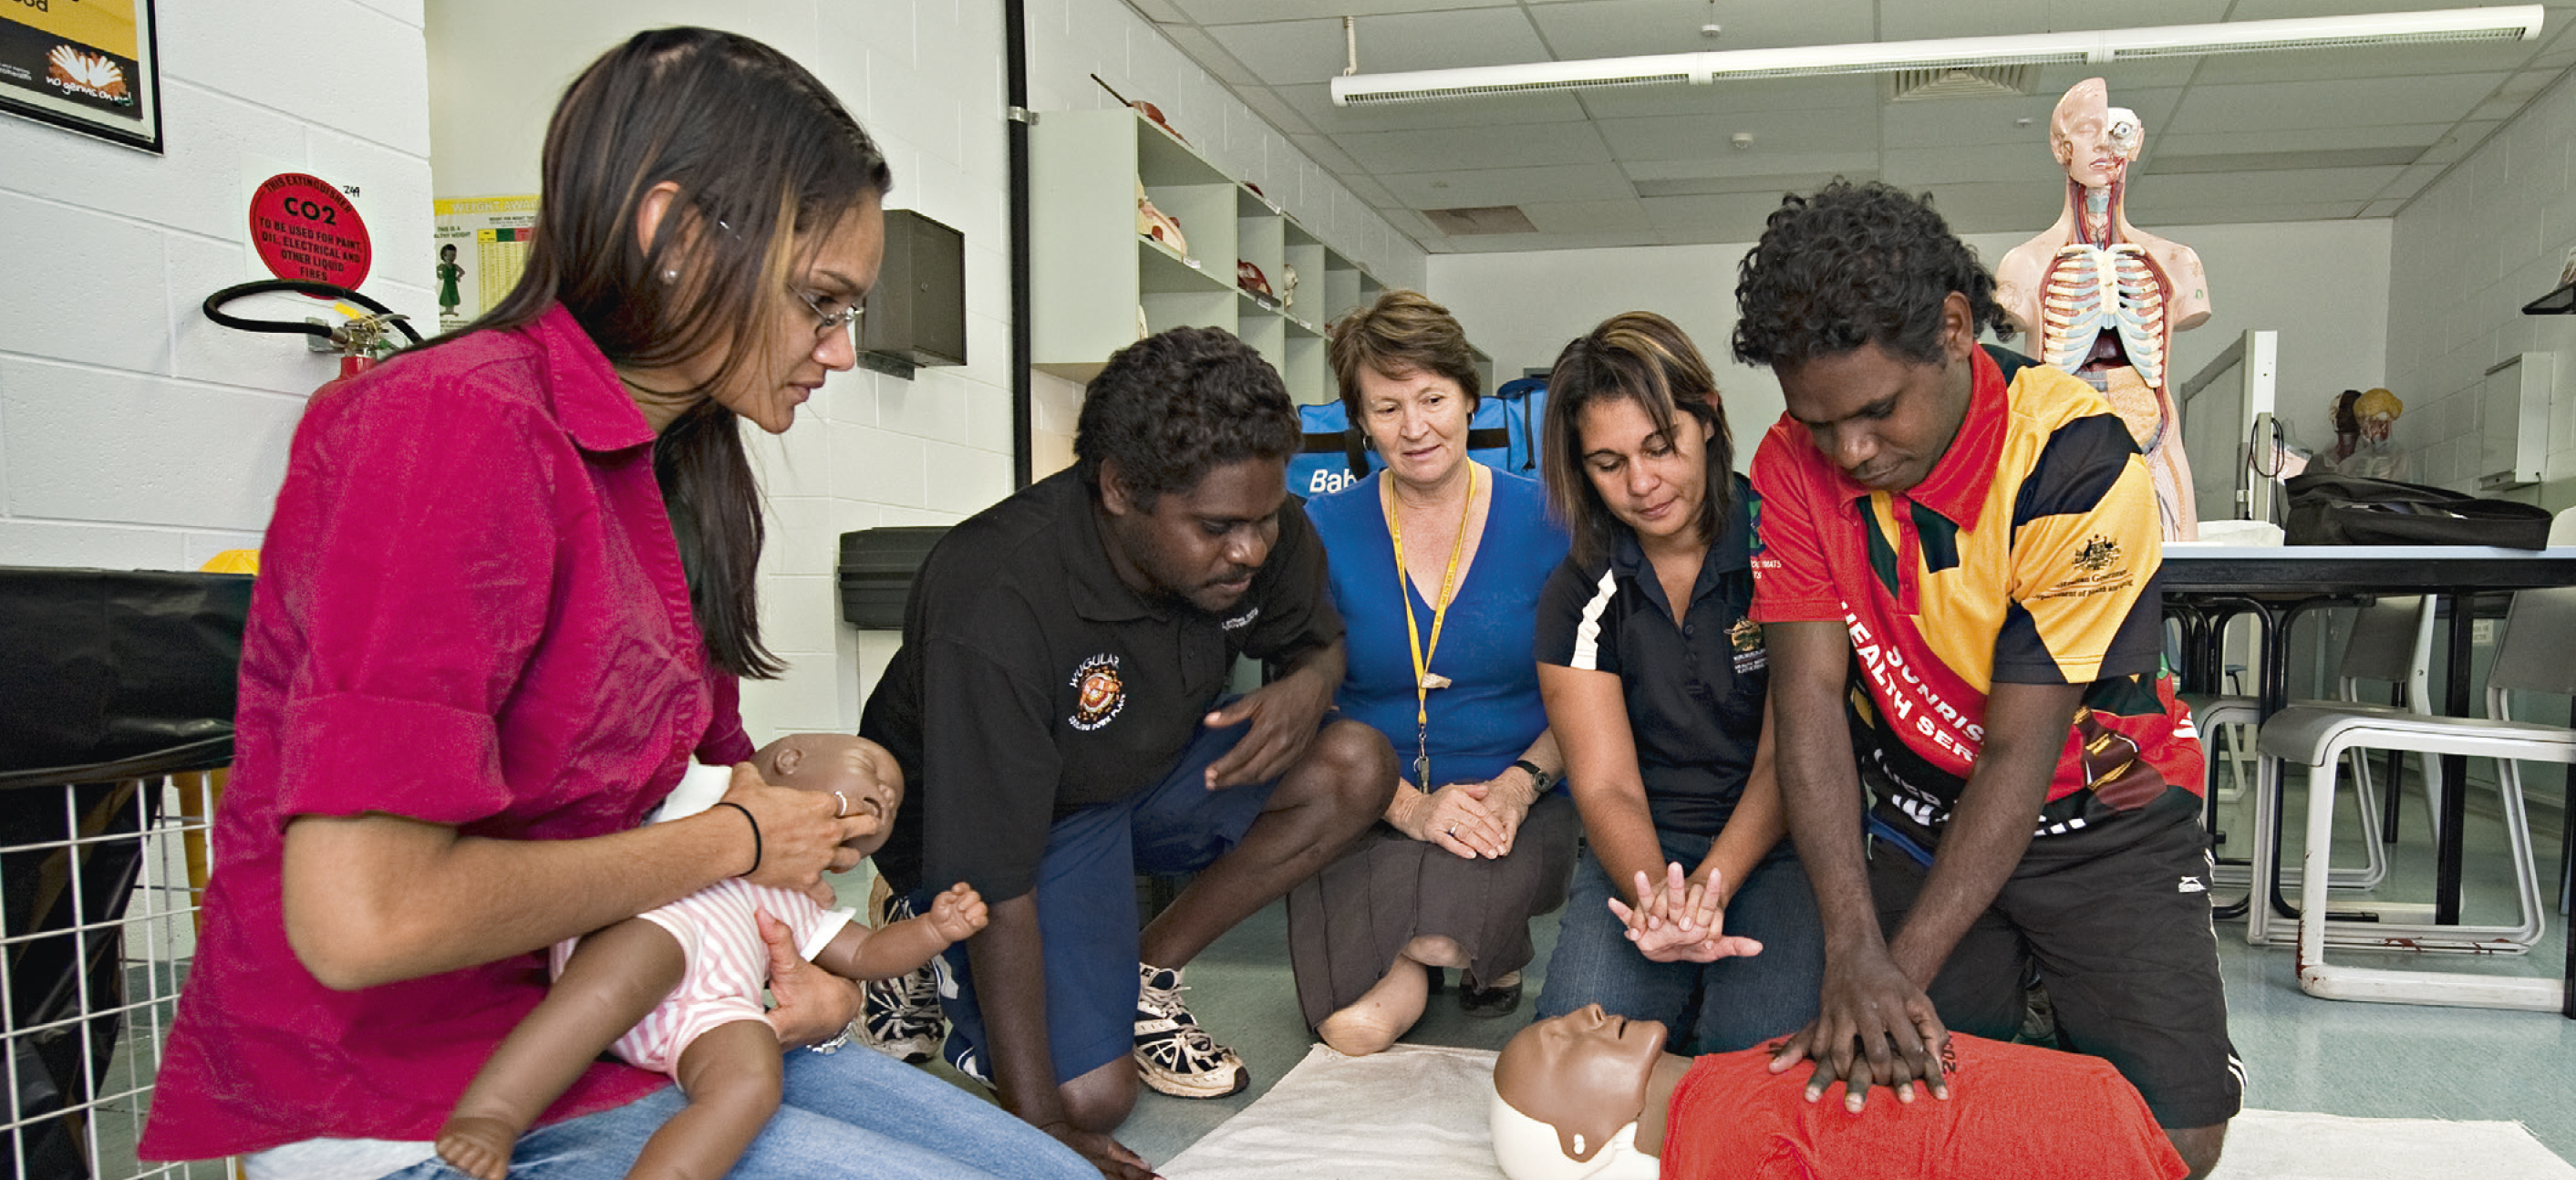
[1510,759,1557,794]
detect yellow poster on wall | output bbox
[0,0,161,152]
[433,195,541,332]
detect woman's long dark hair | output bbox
[458,28,890,678]
[1540,313,1734,569]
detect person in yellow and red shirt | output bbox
[1731,181,2238,1180]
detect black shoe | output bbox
[1458,970,1523,1019]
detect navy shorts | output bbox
[925,712,1279,1084]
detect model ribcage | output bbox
[2039,243,2167,392]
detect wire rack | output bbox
[0,768,228,1180]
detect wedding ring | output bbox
[833,791,849,818]
[1447,824,1458,838]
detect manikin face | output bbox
[2050,79,2133,191]
[1493,1005,1670,1163]
[1576,395,1716,550]
[1357,364,1473,492]
[752,732,903,857]
[1099,456,1288,616]
[1774,293,1977,494]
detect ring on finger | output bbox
[833,791,848,818]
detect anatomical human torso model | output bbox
[1997,78,2211,541]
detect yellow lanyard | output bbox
[1382,463,1475,788]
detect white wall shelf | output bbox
[1033,107,1460,406]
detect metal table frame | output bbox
[2161,544,2576,1020]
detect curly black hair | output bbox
[1075,326,1298,507]
[1732,180,2012,370]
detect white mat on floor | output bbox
[1160,1043,2576,1180]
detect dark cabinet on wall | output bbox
[858,209,967,379]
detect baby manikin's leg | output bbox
[627,1019,785,1180]
[437,917,688,1180]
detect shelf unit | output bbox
[1032,107,1486,405]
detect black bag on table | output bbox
[2282,473,2552,549]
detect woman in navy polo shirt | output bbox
[1528,312,1823,1054]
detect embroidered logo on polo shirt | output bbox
[2031,533,2133,601]
[1069,654,1126,731]
[1727,616,1767,675]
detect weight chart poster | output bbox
[0,0,161,153]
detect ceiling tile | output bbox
[1339,120,1614,172]
[2032,60,2205,93]
[1526,0,1874,60]
[2375,161,2452,202]
[1876,0,2229,40]
[1159,24,1265,87]
[1573,75,1879,119]
[1880,144,2065,187]
[1165,0,1517,26]
[1881,88,2180,150]
[1630,170,1873,197]
[1520,199,1658,234]
[1207,9,1547,88]
[1234,84,1319,139]
[1381,164,1639,207]
[2147,122,2451,160]
[1275,81,1592,134]
[1127,0,1188,22]
[2167,74,2512,133]
[2363,198,2405,217]
[2122,164,2406,208]
[1619,150,1879,181]
[1598,107,1875,162]
[2187,40,2542,86]
[1285,129,1362,174]
[2416,119,2503,164]
[1639,190,1803,233]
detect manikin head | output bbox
[2051,78,2143,191]
[1489,1006,1669,1180]
[2354,388,2403,445]
[750,732,902,857]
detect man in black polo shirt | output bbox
[858,326,1394,1177]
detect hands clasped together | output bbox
[1388,775,1530,861]
[1607,863,1763,964]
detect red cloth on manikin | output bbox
[1659,1034,2188,1180]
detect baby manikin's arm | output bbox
[812,913,947,980]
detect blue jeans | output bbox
[379,1047,1091,1180]
[1534,831,1825,1055]
[932,709,1278,1084]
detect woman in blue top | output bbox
[1288,291,1579,1055]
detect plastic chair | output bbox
[2189,596,2439,937]
[2256,584,2571,1011]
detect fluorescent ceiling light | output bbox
[1329,5,2543,106]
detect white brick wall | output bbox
[2385,70,2576,502]
[0,0,434,573]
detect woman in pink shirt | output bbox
[140,27,1091,1180]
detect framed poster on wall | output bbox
[0,0,161,154]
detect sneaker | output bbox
[855,896,944,1064]
[1133,962,1249,1098]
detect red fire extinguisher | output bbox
[201,279,423,378]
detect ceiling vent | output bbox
[1422,206,1539,235]
[1882,64,2039,102]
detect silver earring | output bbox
[661,268,678,283]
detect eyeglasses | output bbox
[793,287,864,347]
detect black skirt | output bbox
[1285,791,1579,1030]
